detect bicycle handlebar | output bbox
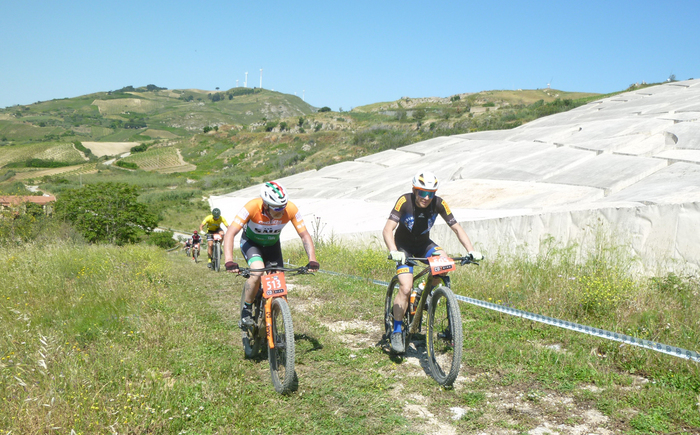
[236,266,314,278]
[387,254,480,266]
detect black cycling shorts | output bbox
[240,236,284,268]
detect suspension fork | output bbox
[264,295,288,349]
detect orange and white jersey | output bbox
[230,198,307,246]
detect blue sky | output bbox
[1,0,698,111]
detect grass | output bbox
[2,234,698,434]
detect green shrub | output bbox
[130,143,149,153]
[147,230,177,249]
[115,160,138,169]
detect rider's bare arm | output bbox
[223,225,242,265]
[382,219,399,252]
[449,222,475,253]
[298,230,317,263]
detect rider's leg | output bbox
[392,272,414,325]
[207,239,213,261]
[243,259,264,304]
[240,258,263,327]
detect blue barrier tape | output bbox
[310,267,700,363]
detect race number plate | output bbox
[428,256,456,275]
[261,273,288,298]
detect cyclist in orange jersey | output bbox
[224,181,319,328]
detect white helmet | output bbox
[260,181,288,207]
[412,170,439,191]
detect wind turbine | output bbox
[260,68,263,88]
[245,72,248,88]
[547,77,553,89]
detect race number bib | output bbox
[261,273,288,298]
[428,256,456,275]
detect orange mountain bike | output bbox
[385,254,478,387]
[237,264,313,394]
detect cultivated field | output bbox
[92,98,161,115]
[122,147,195,172]
[82,141,135,157]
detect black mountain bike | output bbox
[385,254,478,387]
[210,233,223,271]
[237,264,313,394]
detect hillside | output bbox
[0,85,316,144]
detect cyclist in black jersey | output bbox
[191,231,202,259]
[382,170,483,354]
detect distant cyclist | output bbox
[191,230,202,259]
[200,208,229,269]
[382,170,482,354]
[223,181,319,328]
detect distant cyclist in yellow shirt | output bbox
[200,208,229,269]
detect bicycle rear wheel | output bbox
[269,297,296,394]
[240,288,263,359]
[426,285,463,387]
[384,276,409,352]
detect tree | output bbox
[55,182,158,245]
[318,106,331,112]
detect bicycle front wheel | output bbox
[269,297,296,394]
[213,242,221,271]
[426,285,463,387]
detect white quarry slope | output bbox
[212,79,700,273]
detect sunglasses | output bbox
[415,189,435,199]
[269,205,286,212]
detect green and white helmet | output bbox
[260,181,288,208]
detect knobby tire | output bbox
[213,242,221,272]
[269,297,296,394]
[426,285,463,387]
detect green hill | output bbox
[0,85,316,145]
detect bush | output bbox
[318,107,331,112]
[115,160,138,170]
[148,230,177,249]
[130,143,149,153]
[73,141,92,156]
[55,182,158,245]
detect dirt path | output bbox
[292,285,635,435]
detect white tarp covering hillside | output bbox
[212,79,700,273]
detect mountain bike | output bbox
[384,254,478,387]
[210,233,223,271]
[237,264,312,394]
[184,245,191,257]
[192,243,200,263]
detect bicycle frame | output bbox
[239,266,310,348]
[260,272,288,349]
[391,255,477,335]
